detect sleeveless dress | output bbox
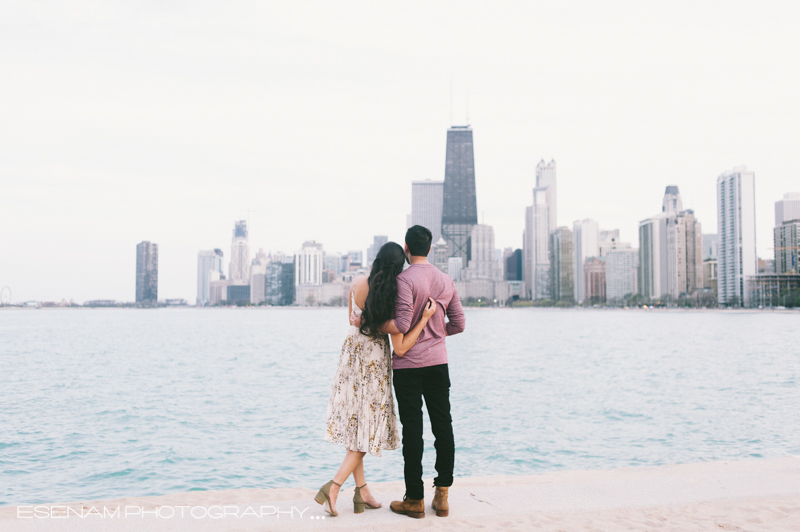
[324,287,400,456]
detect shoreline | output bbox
[2,457,798,531]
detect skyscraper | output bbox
[549,226,574,302]
[717,167,757,307]
[266,256,295,306]
[433,237,449,273]
[448,257,463,281]
[775,192,800,227]
[638,214,666,300]
[347,250,363,269]
[524,187,550,299]
[411,180,443,260]
[324,252,343,276]
[662,185,683,214]
[441,125,477,262]
[463,224,502,281]
[667,209,703,298]
[366,236,388,266]
[504,248,523,281]
[250,248,268,304]
[773,220,800,274]
[639,187,704,301]
[521,160,557,300]
[196,249,224,306]
[136,241,158,304]
[774,195,800,276]
[536,159,557,230]
[584,257,606,304]
[229,220,250,283]
[573,219,599,303]
[702,234,718,259]
[295,241,324,286]
[606,249,639,302]
[598,229,631,257]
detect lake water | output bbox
[1,307,799,506]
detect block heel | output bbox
[313,480,341,517]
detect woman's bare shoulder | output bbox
[352,274,369,293]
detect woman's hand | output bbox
[390,298,436,357]
[422,297,436,319]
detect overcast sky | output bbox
[2,1,799,303]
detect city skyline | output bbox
[3,2,800,303]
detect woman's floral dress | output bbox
[324,289,400,456]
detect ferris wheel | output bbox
[0,286,11,306]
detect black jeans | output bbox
[392,363,454,500]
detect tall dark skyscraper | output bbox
[441,125,478,262]
[136,241,158,304]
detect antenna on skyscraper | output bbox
[466,86,469,125]
[450,82,453,126]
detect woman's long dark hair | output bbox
[359,242,406,339]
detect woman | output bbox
[315,242,436,516]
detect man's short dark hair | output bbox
[405,225,433,257]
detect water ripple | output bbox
[1,307,798,505]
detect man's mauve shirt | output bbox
[392,262,465,369]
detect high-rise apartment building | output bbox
[448,257,463,281]
[606,249,639,302]
[549,227,574,302]
[774,220,800,274]
[598,229,631,257]
[775,193,800,227]
[584,257,606,304]
[639,187,704,301]
[295,241,324,286]
[702,234,718,259]
[573,219,599,304]
[441,126,478,262]
[229,220,250,283]
[669,209,703,298]
[463,224,502,281]
[209,278,230,305]
[250,249,268,304]
[324,252,343,276]
[638,214,666,300]
[346,250,363,270]
[703,259,718,291]
[774,193,800,276]
[136,241,158,304]
[366,236,388,266]
[411,180,443,260]
[196,249,224,306]
[717,167,757,306]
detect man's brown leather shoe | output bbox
[432,486,449,517]
[390,497,425,519]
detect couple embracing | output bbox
[315,225,465,519]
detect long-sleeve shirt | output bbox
[392,262,465,369]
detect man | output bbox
[388,225,465,519]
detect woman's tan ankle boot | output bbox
[432,486,449,517]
